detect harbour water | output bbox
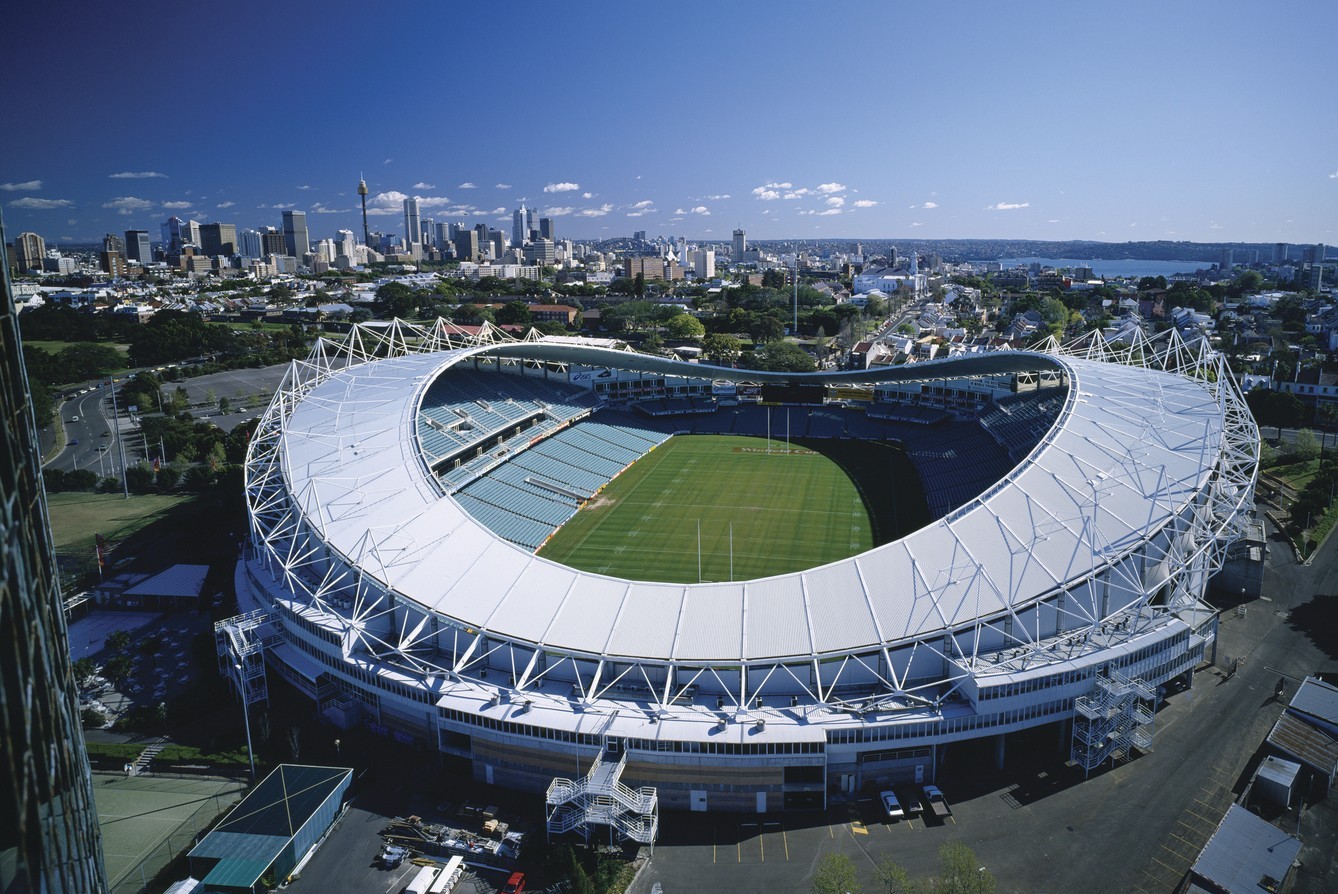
[995,257,1210,278]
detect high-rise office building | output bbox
[99,249,127,276]
[1218,248,1233,270]
[403,198,421,250]
[539,217,555,241]
[9,232,45,273]
[695,248,715,280]
[125,230,152,264]
[435,222,451,251]
[199,222,238,257]
[732,228,746,260]
[102,233,125,255]
[261,227,286,257]
[488,229,505,260]
[512,205,531,247]
[239,229,263,260]
[524,238,556,265]
[454,229,480,262]
[161,216,201,255]
[0,213,110,892]
[282,210,309,258]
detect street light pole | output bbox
[234,663,256,782]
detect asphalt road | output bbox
[41,363,290,473]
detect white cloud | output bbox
[413,182,436,190]
[161,201,192,209]
[457,182,476,189]
[576,204,614,217]
[0,180,41,191]
[581,192,593,199]
[11,196,73,210]
[631,200,654,209]
[216,201,235,208]
[540,206,575,217]
[1048,219,1061,223]
[1330,171,1338,179]
[826,197,844,208]
[783,189,811,200]
[985,201,1030,210]
[853,199,878,208]
[544,181,580,193]
[383,158,393,165]
[311,203,351,214]
[102,196,153,215]
[484,207,505,215]
[266,202,297,210]
[296,185,312,190]
[494,183,511,189]
[626,211,651,217]
[922,201,938,209]
[911,222,924,227]
[690,205,710,215]
[815,208,841,216]
[670,217,684,222]
[815,182,846,194]
[753,182,793,200]
[109,171,166,179]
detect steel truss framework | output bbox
[241,321,1258,738]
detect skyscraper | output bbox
[102,233,125,255]
[239,229,263,260]
[512,205,531,248]
[199,222,238,257]
[282,210,309,258]
[403,198,421,250]
[124,229,152,264]
[161,217,200,255]
[1219,248,1233,270]
[539,217,555,241]
[732,228,746,260]
[9,232,45,273]
[0,212,109,892]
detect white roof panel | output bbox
[273,345,1230,664]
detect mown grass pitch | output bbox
[538,433,924,583]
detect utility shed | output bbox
[1253,756,1300,808]
[1269,702,1338,790]
[1186,804,1301,894]
[124,563,210,608]
[188,764,351,893]
[1287,676,1338,736]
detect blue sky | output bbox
[2,1,1335,246]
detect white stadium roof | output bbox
[278,343,1226,665]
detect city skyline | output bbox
[1,1,1336,246]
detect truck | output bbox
[922,784,951,819]
[404,865,439,894]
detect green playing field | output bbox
[537,433,926,583]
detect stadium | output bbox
[227,319,1257,834]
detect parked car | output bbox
[898,786,924,817]
[879,789,904,820]
[922,784,951,819]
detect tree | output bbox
[664,313,705,340]
[748,314,786,345]
[875,857,918,894]
[642,333,666,354]
[451,303,495,325]
[1245,389,1304,438]
[1234,270,1264,293]
[374,282,418,319]
[106,630,131,654]
[745,341,816,372]
[71,658,97,689]
[496,300,533,326]
[633,272,646,298]
[813,852,861,894]
[933,841,995,894]
[702,333,742,365]
[1293,428,1321,462]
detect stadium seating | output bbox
[978,389,1066,463]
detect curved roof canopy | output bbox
[278,343,1224,664]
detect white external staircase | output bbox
[546,744,658,850]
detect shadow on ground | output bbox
[1287,593,1338,659]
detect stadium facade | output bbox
[233,320,1257,816]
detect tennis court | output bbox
[93,773,247,892]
